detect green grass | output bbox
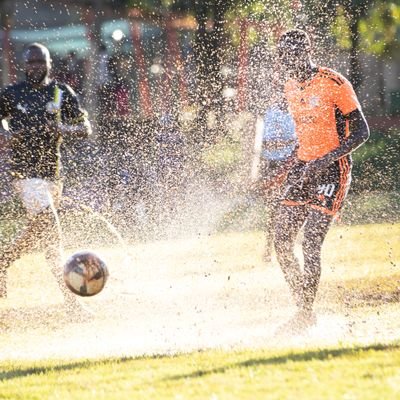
[342,191,400,224]
[0,223,399,399]
[1,344,400,399]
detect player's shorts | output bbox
[13,178,63,216]
[280,157,352,215]
[258,159,288,182]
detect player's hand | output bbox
[301,158,329,182]
[56,121,90,140]
[0,128,14,141]
[0,128,15,149]
[262,171,288,193]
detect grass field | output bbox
[1,343,400,399]
[0,222,399,399]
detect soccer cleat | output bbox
[294,309,317,330]
[275,309,317,336]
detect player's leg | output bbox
[49,196,104,317]
[274,204,308,307]
[44,242,81,310]
[258,158,272,261]
[39,189,81,309]
[263,190,282,262]
[260,160,283,262]
[0,210,57,299]
[299,157,349,312]
[1,210,56,266]
[301,209,333,314]
[263,198,274,262]
[0,179,62,298]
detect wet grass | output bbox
[0,223,399,399]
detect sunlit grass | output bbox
[1,343,400,399]
[0,223,399,399]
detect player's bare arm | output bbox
[0,125,9,138]
[0,126,10,151]
[302,109,369,180]
[57,117,92,140]
[261,144,298,191]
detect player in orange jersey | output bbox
[274,29,369,333]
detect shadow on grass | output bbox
[164,342,400,382]
[0,360,99,382]
[0,355,136,382]
[0,352,172,382]
[1,343,399,382]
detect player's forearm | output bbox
[0,126,9,138]
[318,109,369,166]
[59,119,92,139]
[0,125,10,149]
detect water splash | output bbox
[46,189,64,260]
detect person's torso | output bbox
[285,67,354,161]
[5,81,64,179]
[7,81,62,131]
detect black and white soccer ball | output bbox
[63,251,109,297]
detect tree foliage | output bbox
[115,0,398,110]
[358,2,400,57]
[327,0,400,56]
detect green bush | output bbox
[342,191,400,224]
[351,128,400,193]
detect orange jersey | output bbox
[285,67,361,161]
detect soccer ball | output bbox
[63,251,109,297]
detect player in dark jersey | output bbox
[274,30,369,333]
[0,43,91,311]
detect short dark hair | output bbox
[278,29,311,52]
[23,43,51,62]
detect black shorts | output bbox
[281,157,352,215]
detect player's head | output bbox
[277,29,311,78]
[23,43,52,85]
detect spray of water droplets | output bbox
[0,0,399,360]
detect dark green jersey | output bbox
[0,80,87,180]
